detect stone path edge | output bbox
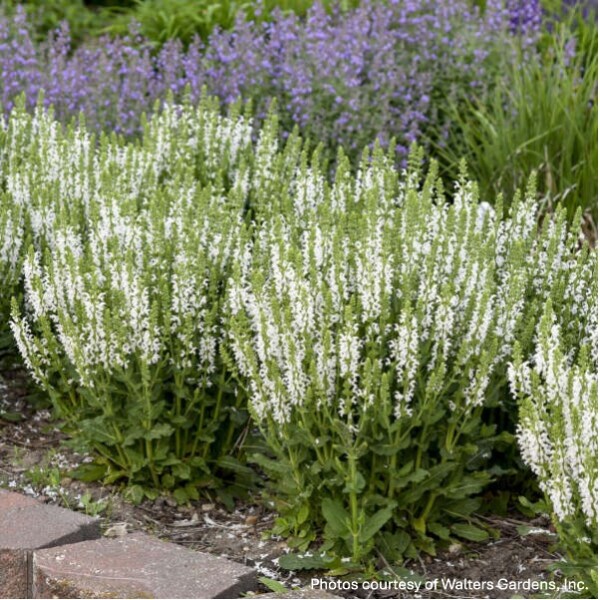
[0,490,258,599]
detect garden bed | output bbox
[0,365,568,599]
[0,3,596,595]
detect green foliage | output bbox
[1,0,109,44]
[83,0,359,47]
[2,0,360,49]
[258,577,287,594]
[435,12,598,221]
[100,0,250,46]
[78,492,110,517]
[2,96,596,566]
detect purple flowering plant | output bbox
[0,1,542,159]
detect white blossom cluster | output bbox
[2,100,596,509]
[227,162,597,440]
[508,306,597,530]
[5,99,247,395]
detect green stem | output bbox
[141,365,160,488]
[445,422,457,454]
[222,380,245,453]
[348,454,360,562]
[190,389,207,459]
[415,424,429,471]
[200,370,225,460]
[419,491,437,523]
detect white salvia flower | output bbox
[509,308,597,529]
[390,314,419,418]
[338,324,362,380]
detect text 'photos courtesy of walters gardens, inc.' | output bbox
[0,0,597,598]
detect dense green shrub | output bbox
[1,0,107,43]
[100,0,361,46]
[4,0,360,48]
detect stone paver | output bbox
[33,532,257,599]
[0,489,100,599]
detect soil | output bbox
[0,362,575,600]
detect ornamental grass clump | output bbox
[8,97,257,502]
[509,304,597,595]
[225,145,596,562]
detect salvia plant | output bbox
[509,304,598,596]
[6,96,258,503]
[3,99,597,565]
[225,139,596,560]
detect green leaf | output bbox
[68,463,107,482]
[399,463,455,504]
[79,418,117,444]
[215,455,256,477]
[172,462,191,480]
[343,470,366,494]
[248,453,289,475]
[161,473,175,489]
[189,456,209,471]
[443,498,481,517]
[144,423,174,441]
[445,473,490,499]
[0,411,22,422]
[359,505,395,543]
[173,487,189,504]
[451,523,489,542]
[428,522,451,540]
[297,504,310,525]
[143,487,159,500]
[379,531,411,560]
[286,535,311,550]
[184,483,200,501]
[216,488,235,511]
[126,484,145,505]
[122,425,146,446]
[278,553,339,571]
[258,577,287,594]
[321,498,350,537]
[394,467,429,489]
